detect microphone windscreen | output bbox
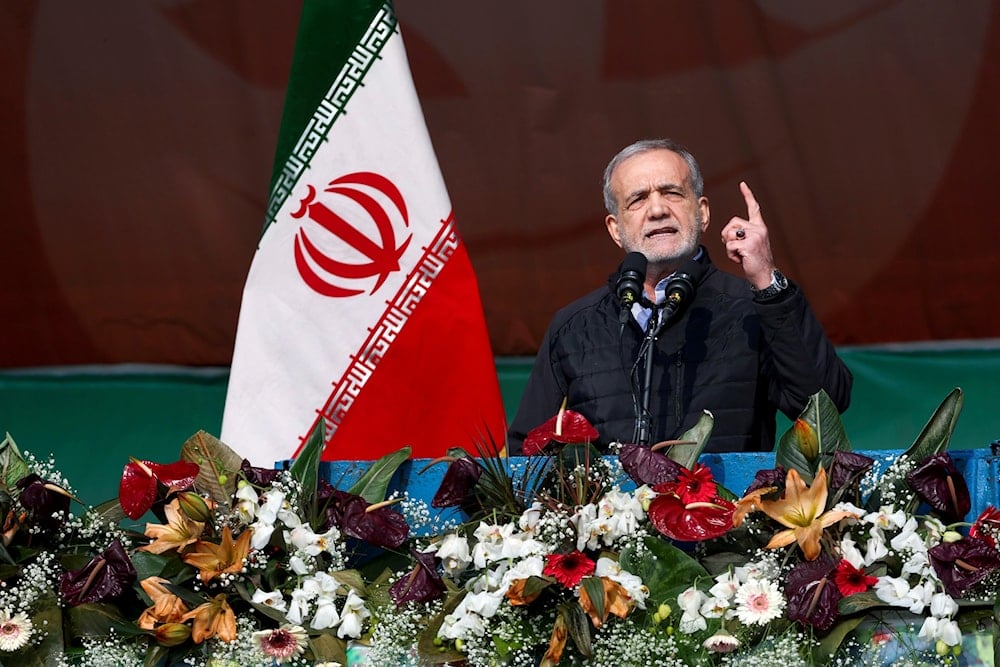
[621,252,647,276]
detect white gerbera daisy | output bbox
[733,578,785,625]
[0,609,33,652]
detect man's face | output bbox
[604,149,710,270]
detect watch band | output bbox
[751,269,789,301]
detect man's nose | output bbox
[647,193,670,218]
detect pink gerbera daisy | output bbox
[252,624,308,663]
[0,609,33,652]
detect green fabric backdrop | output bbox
[2,346,998,504]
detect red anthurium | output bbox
[970,506,1000,546]
[647,482,735,542]
[543,551,596,588]
[522,401,599,456]
[928,537,1000,598]
[119,458,200,520]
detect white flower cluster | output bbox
[234,476,370,639]
[676,557,786,634]
[432,488,651,644]
[841,503,963,648]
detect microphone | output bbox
[660,257,703,322]
[615,252,647,325]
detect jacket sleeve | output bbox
[754,282,853,419]
[506,326,568,455]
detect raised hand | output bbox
[720,181,776,290]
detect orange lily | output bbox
[181,525,252,583]
[540,611,569,667]
[740,467,856,561]
[180,593,237,644]
[137,576,189,629]
[140,499,205,554]
[578,577,631,628]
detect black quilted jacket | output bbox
[507,248,852,454]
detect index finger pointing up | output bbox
[740,181,763,223]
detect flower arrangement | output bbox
[1,387,997,666]
[358,388,999,666]
[0,425,411,666]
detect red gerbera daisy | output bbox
[833,559,878,596]
[543,551,596,588]
[675,463,717,503]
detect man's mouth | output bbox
[646,226,678,238]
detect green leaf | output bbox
[180,430,243,506]
[561,600,593,658]
[620,536,709,608]
[347,446,412,504]
[812,615,864,665]
[775,390,851,483]
[837,590,886,615]
[66,602,143,638]
[580,576,606,625]
[309,632,349,664]
[0,432,31,492]
[900,387,964,462]
[666,410,714,470]
[865,388,964,513]
[289,421,325,502]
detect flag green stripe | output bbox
[263,0,398,233]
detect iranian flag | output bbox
[221,0,505,464]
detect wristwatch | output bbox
[751,269,789,301]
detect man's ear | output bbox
[699,196,711,232]
[605,214,623,248]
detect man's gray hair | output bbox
[602,139,704,215]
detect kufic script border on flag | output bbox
[296,211,460,456]
[266,6,397,231]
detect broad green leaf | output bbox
[865,388,964,513]
[562,600,593,658]
[66,602,142,638]
[330,568,368,594]
[180,430,243,506]
[580,576,606,626]
[143,644,171,667]
[901,387,964,462]
[0,432,31,491]
[290,421,325,502]
[837,590,886,615]
[347,446,412,504]
[666,410,714,470]
[775,390,851,483]
[620,536,709,608]
[91,496,129,525]
[309,632,349,664]
[812,615,864,665]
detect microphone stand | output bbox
[636,304,660,446]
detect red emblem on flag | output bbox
[291,171,412,297]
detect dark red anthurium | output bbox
[59,539,137,606]
[617,443,682,486]
[429,456,482,508]
[17,474,73,529]
[906,453,971,522]
[323,489,409,549]
[522,407,599,456]
[390,549,445,605]
[647,480,735,542]
[828,451,874,493]
[119,458,200,520]
[785,556,841,631]
[928,537,1000,598]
